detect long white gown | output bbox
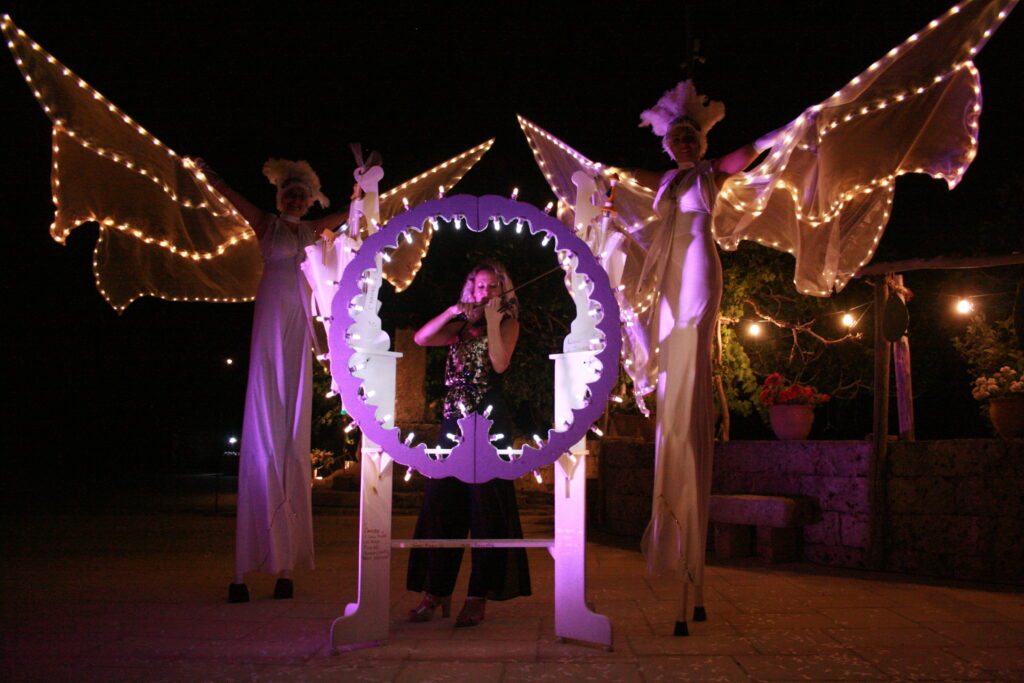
[640,162,720,588]
[235,217,318,576]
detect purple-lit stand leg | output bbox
[330,350,401,652]
[550,351,613,650]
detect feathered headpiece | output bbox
[639,80,725,158]
[262,158,330,211]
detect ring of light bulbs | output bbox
[329,194,621,483]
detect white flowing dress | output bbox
[640,162,721,586]
[235,217,318,576]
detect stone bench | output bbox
[709,494,822,563]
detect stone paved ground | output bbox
[1,475,1021,681]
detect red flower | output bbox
[765,373,783,387]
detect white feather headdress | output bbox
[639,80,725,159]
[262,158,330,210]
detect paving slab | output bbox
[1,474,1021,682]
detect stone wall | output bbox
[599,438,654,538]
[885,439,1023,583]
[394,328,427,424]
[599,437,1023,583]
[711,441,871,569]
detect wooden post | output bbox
[715,317,731,441]
[867,277,891,571]
[890,275,916,441]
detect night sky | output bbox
[2,2,1020,477]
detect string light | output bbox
[225,358,234,365]
[955,298,974,314]
[8,15,493,307]
[747,322,763,338]
[841,313,856,328]
[517,0,1011,299]
[2,17,263,310]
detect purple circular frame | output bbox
[328,195,620,483]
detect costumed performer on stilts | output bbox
[630,82,778,635]
[200,158,350,603]
[405,260,532,627]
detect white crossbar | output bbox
[392,538,554,549]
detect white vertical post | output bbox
[330,443,392,650]
[331,350,399,652]
[550,352,613,649]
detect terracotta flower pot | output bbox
[989,396,1024,438]
[770,404,814,440]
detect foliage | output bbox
[954,315,1024,402]
[310,448,341,477]
[717,243,871,429]
[715,325,758,417]
[311,361,360,462]
[953,315,1023,379]
[759,373,830,407]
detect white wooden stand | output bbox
[330,349,612,652]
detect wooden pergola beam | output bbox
[856,253,1024,277]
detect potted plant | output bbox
[970,367,1024,438]
[954,316,1024,438]
[759,373,830,440]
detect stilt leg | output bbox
[674,582,691,636]
[693,582,707,621]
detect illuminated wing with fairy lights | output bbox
[518,115,665,407]
[376,140,494,292]
[3,15,493,310]
[712,0,1017,296]
[3,15,262,312]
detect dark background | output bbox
[1,2,1020,478]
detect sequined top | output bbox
[442,328,501,419]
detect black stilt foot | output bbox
[273,578,294,599]
[673,620,689,636]
[693,606,707,622]
[228,582,249,603]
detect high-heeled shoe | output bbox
[408,593,451,622]
[454,597,486,627]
